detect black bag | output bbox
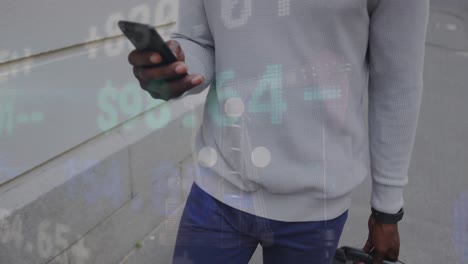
[333,246,405,264]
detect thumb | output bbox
[357,239,373,264]
[362,237,373,253]
[166,40,185,61]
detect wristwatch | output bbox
[371,207,404,224]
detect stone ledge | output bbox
[0,90,207,264]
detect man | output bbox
[127,0,429,263]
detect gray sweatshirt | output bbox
[171,0,429,221]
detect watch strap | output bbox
[371,207,404,224]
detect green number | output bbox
[247,64,287,124]
[207,70,242,127]
[182,114,196,128]
[97,81,119,131]
[145,101,170,129]
[0,100,14,136]
[119,82,143,130]
[30,112,44,123]
[120,82,143,117]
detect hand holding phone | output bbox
[119,20,205,101]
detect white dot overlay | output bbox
[224,97,245,117]
[198,147,217,168]
[251,146,271,168]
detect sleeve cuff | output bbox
[371,181,404,214]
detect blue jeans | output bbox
[173,182,348,264]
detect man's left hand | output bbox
[359,213,400,264]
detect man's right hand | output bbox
[128,40,205,101]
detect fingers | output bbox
[371,247,400,264]
[128,50,163,67]
[133,61,188,82]
[384,248,399,263]
[372,251,385,264]
[128,40,185,67]
[127,39,193,101]
[144,74,204,101]
[362,238,373,253]
[166,40,185,61]
[357,241,373,264]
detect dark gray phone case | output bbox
[118,20,178,66]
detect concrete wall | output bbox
[0,0,179,184]
[0,0,212,263]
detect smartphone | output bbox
[118,20,178,66]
